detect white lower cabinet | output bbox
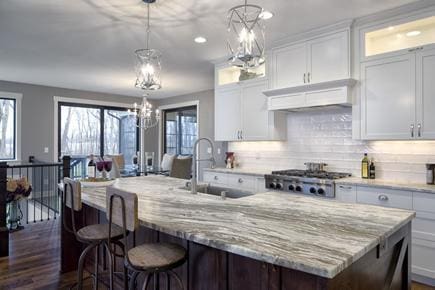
[338,185,435,284]
[202,171,266,193]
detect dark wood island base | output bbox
[62,204,412,290]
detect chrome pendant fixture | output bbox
[129,95,160,131]
[227,0,266,69]
[134,0,162,91]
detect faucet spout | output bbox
[191,137,215,194]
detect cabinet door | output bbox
[241,80,269,140]
[417,47,435,139]
[307,31,350,83]
[361,54,416,140]
[272,43,307,89]
[215,86,241,141]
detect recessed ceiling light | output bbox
[259,10,274,20]
[406,30,421,37]
[194,36,207,44]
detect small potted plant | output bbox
[6,177,32,231]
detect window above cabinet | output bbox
[365,15,435,58]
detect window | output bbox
[0,98,16,160]
[163,106,197,156]
[58,103,138,166]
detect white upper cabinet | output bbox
[241,81,270,140]
[270,30,350,90]
[215,85,242,141]
[417,47,435,139]
[214,79,286,142]
[361,54,416,140]
[359,14,435,140]
[272,43,307,89]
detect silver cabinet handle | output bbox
[308,72,311,83]
[241,131,243,140]
[411,124,415,138]
[338,185,353,190]
[303,73,306,83]
[238,178,243,183]
[418,123,422,138]
[378,194,389,201]
[214,176,219,180]
[237,131,240,140]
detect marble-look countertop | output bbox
[80,175,414,279]
[203,167,271,177]
[337,177,435,194]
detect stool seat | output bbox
[127,242,187,271]
[77,224,124,242]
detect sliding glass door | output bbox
[163,106,197,156]
[58,103,138,166]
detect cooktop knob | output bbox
[317,188,325,195]
[269,183,276,189]
[295,186,302,192]
[309,187,317,194]
[276,183,283,190]
[288,184,295,191]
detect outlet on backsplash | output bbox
[228,108,435,183]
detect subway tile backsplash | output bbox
[228,108,435,183]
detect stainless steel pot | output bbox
[304,162,327,172]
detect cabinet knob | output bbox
[378,194,389,201]
[214,176,219,180]
[410,124,415,138]
[418,123,422,138]
[238,178,243,183]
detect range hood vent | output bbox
[264,78,357,111]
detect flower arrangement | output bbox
[6,177,32,203]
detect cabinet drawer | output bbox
[227,174,256,190]
[412,238,435,279]
[203,172,228,185]
[413,192,435,214]
[356,186,412,209]
[268,93,305,110]
[336,184,357,203]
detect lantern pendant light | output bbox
[134,0,162,91]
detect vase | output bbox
[7,199,23,231]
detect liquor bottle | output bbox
[361,153,369,179]
[369,158,376,179]
[87,154,96,179]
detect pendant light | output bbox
[134,0,162,91]
[227,0,266,69]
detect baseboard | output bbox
[413,273,435,287]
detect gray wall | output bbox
[0,80,141,162]
[144,89,226,178]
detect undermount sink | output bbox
[180,184,254,199]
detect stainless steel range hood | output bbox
[264,78,357,111]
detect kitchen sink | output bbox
[180,184,254,199]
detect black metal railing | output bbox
[5,161,63,224]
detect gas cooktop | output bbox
[265,169,352,198]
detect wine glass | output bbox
[104,160,112,178]
[96,161,105,179]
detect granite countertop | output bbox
[203,167,271,177]
[337,177,435,194]
[80,175,414,279]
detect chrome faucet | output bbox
[191,137,216,194]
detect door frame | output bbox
[157,100,200,168]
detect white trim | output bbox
[53,96,136,161]
[157,100,200,168]
[0,91,22,162]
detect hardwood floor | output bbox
[0,220,434,290]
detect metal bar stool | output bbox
[106,187,187,290]
[62,178,125,290]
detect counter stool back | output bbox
[106,187,187,290]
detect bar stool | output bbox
[106,186,187,290]
[62,178,125,290]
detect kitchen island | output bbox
[61,175,415,290]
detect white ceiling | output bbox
[0,0,420,99]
